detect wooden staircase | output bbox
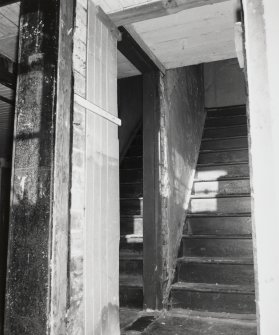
[119,127,143,308]
[170,105,256,315]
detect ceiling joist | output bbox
[110,0,230,26]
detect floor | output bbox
[121,309,257,335]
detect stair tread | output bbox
[200,147,248,153]
[194,176,250,182]
[177,256,254,265]
[120,274,143,287]
[188,213,251,217]
[172,282,255,294]
[204,124,247,130]
[190,193,250,199]
[197,161,249,168]
[120,252,143,260]
[182,234,252,239]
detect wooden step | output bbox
[189,196,251,214]
[120,183,143,198]
[182,235,253,258]
[126,144,143,157]
[203,125,247,139]
[120,238,143,255]
[198,149,248,165]
[177,257,254,285]
[205,115,247,128]
[184,216,252,236]
[170,282,255,314]
[121,156,143,169]
[195,163,249,181]
[120,198,143,216]
[120,275,143,308]
[120,168,143,184]
[120,256,143,276]
[192,179,250,197]
[120,217,143,236]
[201,137,248,151]
[207,106,246,118]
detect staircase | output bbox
[170,105,256,315]
[119,127,143,308]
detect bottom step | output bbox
[120,275,143,308]
[171,282,255,314]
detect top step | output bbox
[207,106,247,118]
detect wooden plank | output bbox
[109,0,230,26]
[74,94,121,125]
[142,71,162,309]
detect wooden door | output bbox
[71,1,121,334]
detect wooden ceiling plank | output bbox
[109,0,230,26]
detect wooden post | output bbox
[143,71,163,310]
[4,0,74,333]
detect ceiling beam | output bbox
[118,26,163,74]
[110,0,230,26]
[0,0,18,8]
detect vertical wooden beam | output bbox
[143,71,163,309]
[4,0,74,333]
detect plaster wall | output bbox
[242,0,279,333]
[204,58,246,108]
[158,65,205,301]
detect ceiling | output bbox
[0,2,19,159]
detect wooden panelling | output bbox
[72,1,120,333]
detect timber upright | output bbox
[4,0,73,333]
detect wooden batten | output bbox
[110,0,230,27]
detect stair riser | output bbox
[207,107,246,118]
[198,150,248,165]
[120,183,143,198]
[120,241,143,255]
[120,286,143,308]
[177,263,254,285]
[126,145,143,157]
[203,125,247,139]
[205,116,247,127]
[193,180,250,196]
[171,290,255,314]
[201,137,248,151]
[120,217,143,236]
[189,197,251,214]
[120,169,143,184]
[120,259,143,275]
[120,199,143,216]
[182,238,253,258]
[195,164,249,181]
[185,217,252,235]
[121,156,143,169]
